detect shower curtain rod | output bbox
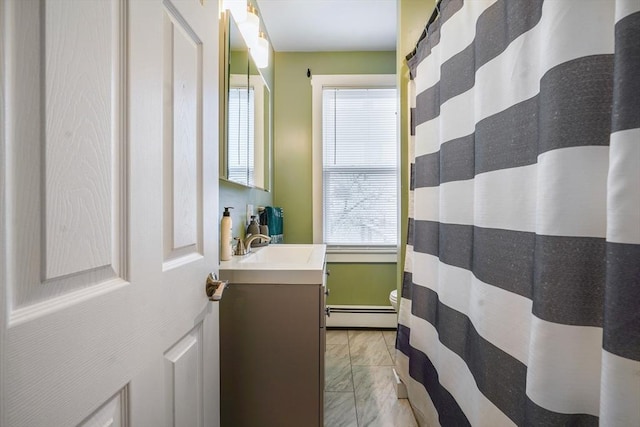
[405,0,443,62]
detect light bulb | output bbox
[238,5,259,48]
[252,33,269,69]
[223,0,247,22]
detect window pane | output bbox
[322,87,397,246]
[227,86,255,185]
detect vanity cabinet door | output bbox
[220,283,322,427]
[319,282,327,426]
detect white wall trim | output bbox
[326,252,397,263]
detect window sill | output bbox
[326,247,398,263]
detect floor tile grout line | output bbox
[347,330,361,427]
[325,329,413,426]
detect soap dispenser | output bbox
[221,207,233,261]
[246,215,260,237]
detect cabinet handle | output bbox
[325,307,331,317]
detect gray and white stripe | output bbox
[398,0,640,425]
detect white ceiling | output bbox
[255,0,397,52]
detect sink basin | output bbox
[219,244,326,284]
[239,245,314,264]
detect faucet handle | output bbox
[234,237,246,255]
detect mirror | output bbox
[223,12,271,190]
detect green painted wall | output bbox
[273,51,397,306]
[397,0,434,298]
[273,51,396,242]
[230,49,249,75]
[325,263,397,306]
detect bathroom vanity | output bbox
[219,244,327,427]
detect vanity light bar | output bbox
[224,1,269,69]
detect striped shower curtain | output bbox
[397,0,639,426]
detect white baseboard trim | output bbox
[326,305,397,328]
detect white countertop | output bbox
[219,244,327,284]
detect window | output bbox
[227,85,255,186]
[312,74,398,257]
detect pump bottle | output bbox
[220,207,233,261]
[246,215,260,236]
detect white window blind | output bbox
[227,86,255,186]
[322,87,397,247]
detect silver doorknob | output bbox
[206,273,227,301]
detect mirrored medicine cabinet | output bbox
[221,10,272,191]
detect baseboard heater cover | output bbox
[326,305,397,328]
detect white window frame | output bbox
[311,74,397,263]
[227,74,265,187]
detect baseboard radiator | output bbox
[326,305,397,328]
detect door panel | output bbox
[164,323,204,427]
[44,0,122,280]
[163,1,203,266]
[1,0,220,425]
[78,387,129,427]
[6,0,127,311]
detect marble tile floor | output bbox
[324,329,418,427]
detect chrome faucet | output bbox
[235,234,271,255]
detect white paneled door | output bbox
[1,0,220,426]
